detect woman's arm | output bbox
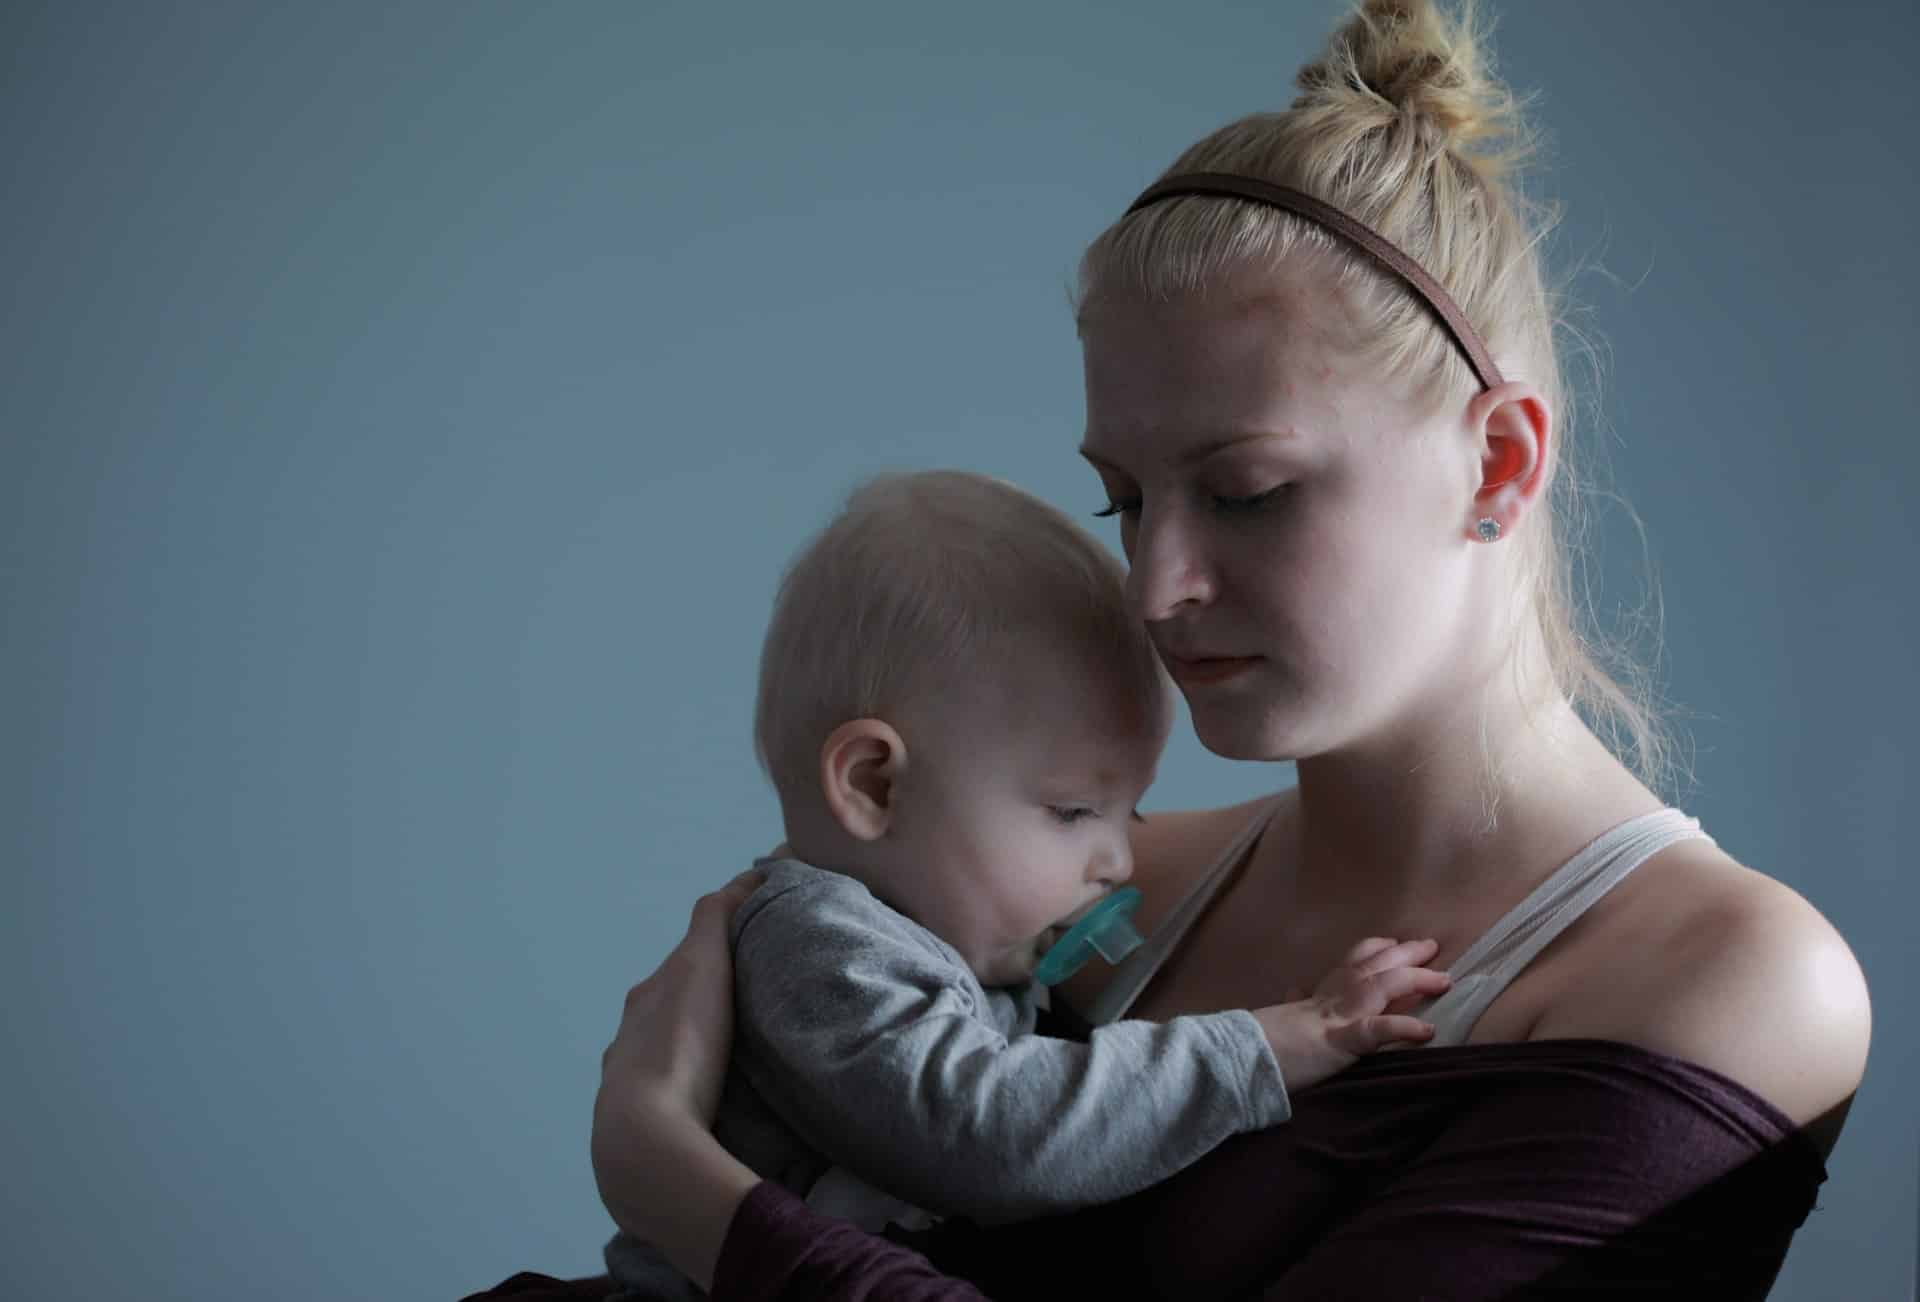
[591,869,994,1299]
[590,873,764,1291]
[700,1039,1830,1302]
[593,1100,759,1293]
[1240,1044,1830,1300]
[712,1183,992,1302]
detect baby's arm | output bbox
[734,873,1287,1223]
[1250,936,1454,1090]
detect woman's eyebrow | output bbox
[1079,430,1299,473]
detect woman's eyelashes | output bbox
[1209,484,1291,514]
[1092,483,1293,519]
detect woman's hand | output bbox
[591,870,765,1290]
[599,868,762,1123]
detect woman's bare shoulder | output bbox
[1129,792,1280,884]
[1536,841,1870,1135]
[1120,791,1289,928]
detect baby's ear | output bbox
[818,718,907,841]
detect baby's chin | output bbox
[971,939,1047,988]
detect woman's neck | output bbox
[1283,694,1656,932]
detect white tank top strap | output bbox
[1083,796,1283,1027]
[1415,807,1714,1046]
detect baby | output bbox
[605,470,1445,1298]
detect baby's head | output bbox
[755,470,1173,985]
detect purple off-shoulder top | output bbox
[706,1039,1827,1302]
[466,1039,1827,1302]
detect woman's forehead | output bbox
[1081,299,1364,460]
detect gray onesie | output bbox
[604,856,1288,1299]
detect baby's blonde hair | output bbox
[1075,0,1677,797]
[754,470,1170,814]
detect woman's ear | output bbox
[818,718,908,841]
[1465,380,1552,539]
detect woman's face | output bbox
[1077,263,1487,762]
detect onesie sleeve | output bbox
[731,865,1288,1223]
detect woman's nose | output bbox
[1125,509,1215,620]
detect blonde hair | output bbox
[1075,0,1679,796]
[753,470,1170,813]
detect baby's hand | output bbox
[1251,937,1452,1094]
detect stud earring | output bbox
[1474,517,1503,543]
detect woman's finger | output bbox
[658,872,766,995]
[718,867,767,903]
[689,869,765,933]
[600,877,767,1125]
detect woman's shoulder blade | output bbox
[1532,844,1870,1134]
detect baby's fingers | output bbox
[1362,1014,1438,1048]
[1350,937,1441,977]
[1359,964,1452,1010]
[1340,936,1406,967]
[1325,1012,1437,1057]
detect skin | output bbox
[1062,263,1870,1143]
[797,648,1449,1046]
[592,874,763,1291]
[798,656,1165,987]
[592,256,1871,1284]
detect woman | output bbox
[497,2,1870,1297]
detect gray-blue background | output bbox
[5,2,1914,1297]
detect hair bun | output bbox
[1294,0,1532,179]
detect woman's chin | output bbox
[1188,708,1306,763]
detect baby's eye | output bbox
[1048,805,1097,825]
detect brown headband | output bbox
[1125,171,1505,392]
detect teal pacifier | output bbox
[1032,887,1146,987]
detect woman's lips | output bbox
[1166,654,1261,685]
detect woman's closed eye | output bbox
[1209,483,1292,514]
[1092,484,1292,519]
